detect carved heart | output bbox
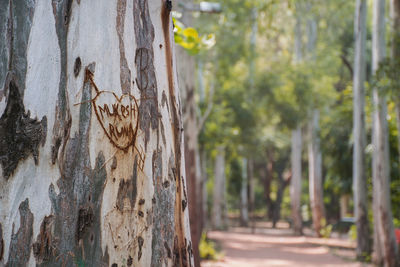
[92,91,139,151]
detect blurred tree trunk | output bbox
[240,158,249,226]
[242,6,257,229]
[352,0,370,260]
[248,158,255,231]
[213,146,225,229]
[200,148,208,229]
[265,148,274,220]
[372,0,399,265]
[290,4,303,236]
[290,127,303,235]
[305,5,325,236]
[308,109,325,237]
[272,170,291,228]
[0,1,193,266]
[175,0,201,264]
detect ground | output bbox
[201,224,371,267]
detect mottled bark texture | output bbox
[0,0,193,266]
[352,0,370,260]
[372,0,399,265]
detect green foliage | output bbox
[199,233,220,260]
[349,224,357,241]
[192,0,400,233]
[319,218,333,238]
[372,57,400,99]
[173,17,215,55]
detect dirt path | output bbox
[201,228,370,267]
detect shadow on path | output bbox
[201,227,371,267]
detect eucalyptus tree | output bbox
[290,2,304,236]
[0,1,193,266]
[371,0,399,265]
[352,0,370,260]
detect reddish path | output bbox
[201,227,370,267]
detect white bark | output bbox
[290,127,303,235]
[372,0,399,265]
[353,0,370,259]
[0,1,193,266]
[240,158,249,226]
[308,109,325,236]
[212,146,225,229]
[290,4,303,236]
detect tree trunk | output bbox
[265,148,274,220]
[305,2,325,237]
[212,146,225,229]
[392,0,400,189]
[0,1,193,266]
[200,148,208,229]
[290,4,303,236]
[352,0,371,260]
[272,170,290,228]
[372,0,400,265]
[176,1,201,265]
[290,127,303,235]
[240,158,249,226]
[248,158,255,232]
[308,109,325,237]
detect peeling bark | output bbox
[6,199,33,267]
[0,77,47,179]
[1,1,192,266]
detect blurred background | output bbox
[173,0,400,266]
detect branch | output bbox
[197,82,215,134]
[340,54,353,77]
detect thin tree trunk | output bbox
[240,158,249,226]
[274,170,291,228]
[200,148,208,230]
[372,0,400,265]
[213,146,225,229]
[248,158,256,232]
[353,0,370,260]
[265,148,274,220]
[0,1,193,266]
[290,127,303,235]
[290,5,304,236]
[305,2,325,237]
[308,109,325,237]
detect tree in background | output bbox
[371,0,399,265]
[290,2,304,236]
[352,0,370,260]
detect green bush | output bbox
[199,233,218,260]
